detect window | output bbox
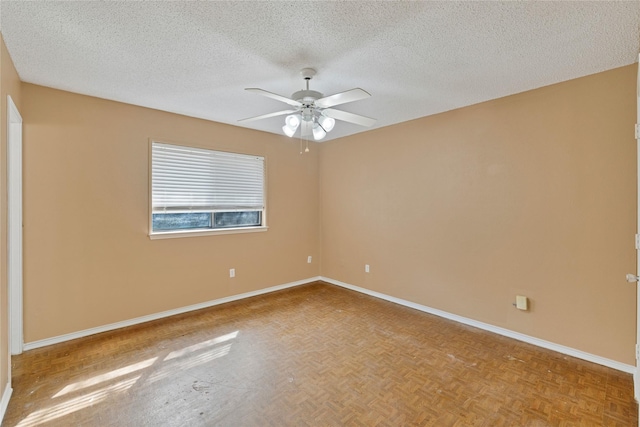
[150,141,266,238]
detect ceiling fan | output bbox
[239,68,376,141]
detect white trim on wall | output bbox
[321,276,635,375]
[22,275,634,376]
[7,95,23,356]
[634,52,640,404]
[0,383,12,424]
[23,277,321,351]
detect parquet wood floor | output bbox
[2,282,637,426]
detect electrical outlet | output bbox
[307,256,312,264]
[365,264,370,273]
[229,268,235,278]
[515,295,528,310]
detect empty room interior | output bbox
[1,2,640,426]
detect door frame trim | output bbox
[635,54,640,403]
[7,95,23,356]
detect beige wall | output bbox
[320,65,637,365]
[0,34,22,401]
[21,84,319,342]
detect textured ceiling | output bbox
[1,1,639,142]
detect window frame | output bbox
[148,139,268,239]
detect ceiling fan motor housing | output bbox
[300,106,315,121]
[292,90,323,104]
[292,84,323,122]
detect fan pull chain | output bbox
[299,135,310,154]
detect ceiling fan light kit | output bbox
[285,114,300,128]
[282,114,301,137]
[240,68,376,142]
[282,123,296,137]
[319,115,335,132]
[312,122,327,140]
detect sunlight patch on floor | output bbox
[16,376,139,427]
[14,331,240,425]
[148,343,233,384]
[52,357,158,398]
[164,331,238,361]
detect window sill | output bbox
[149,226,268,240]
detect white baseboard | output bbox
[321,276,635,374]
[22,275,635,375]
[24,276,321,351]
[0,382,12,425]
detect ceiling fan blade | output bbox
[315,88,371,109]
[238,109,298,123]
[322,108,376,127]
[300,120,312,137]
[245,88,302,107]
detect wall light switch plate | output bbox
[365,264,370,273]
[307,256,312,264]
[516,295,528,310]
[229,268,235,278]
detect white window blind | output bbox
[152,142,265,213]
